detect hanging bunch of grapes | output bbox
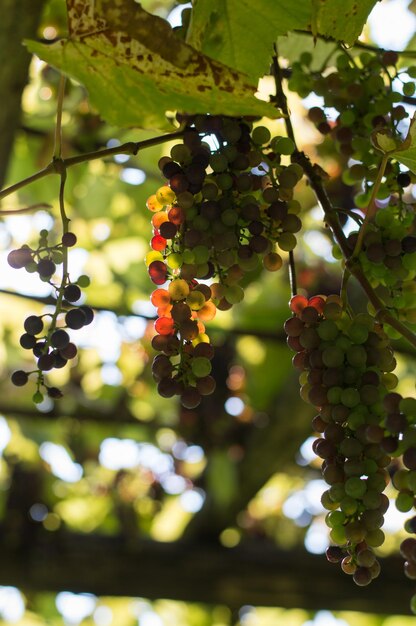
[146,114,304,408]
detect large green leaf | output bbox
[188,0,378,82]
[26,0,279,131]
[187,0,312,82]
[311,0,378,46]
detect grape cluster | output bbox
[289,48,416,312]
[289,50,413,192]
[8,229,93,402]
[146,115,304,406]
[346,210,416,318]
[285,293,400,585]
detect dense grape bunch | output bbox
[290,50,416,308]
[146,114,304,407]
[8,228,93,403]
[285,293,407,586]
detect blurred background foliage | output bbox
[0,0,416,624]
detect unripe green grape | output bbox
[33,391,44,404]
[321,490,339,510]
[317,319,339,341]
[167,253,183,269]
[279,169,299,188]
[366,528,385,547]
[224,284,244,304]
[182,249,195,264]
[170,143,191,164]
[326,510,346,528]
[238,254,259,271]
[278,232,297,252]
[396,491,414,512]
[195,262,209,278]
[330,525,347,545]
[400,397,416,418]
[251,125,271,145]
[341,388,361,408]
[329,483,345,502]
[340,496,358,515]
[322,346,344,368]
[221,209,239,226]
[272,136,295,155]
[191,356,212,378]
[210,153,228,172]
[192,245,210,264]
[216,173,233,190]
[345,476,366,498]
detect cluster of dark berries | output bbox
[8,228,93,403]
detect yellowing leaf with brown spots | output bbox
[311,0,378,45]
[26,0,279,131]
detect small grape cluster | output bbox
[290,50,413,189]
[146,115,304,406]
[346,210,416,318]
[285,293,401,586]
[8,229,93,403]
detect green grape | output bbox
[191,356,212,378]
[272,136,295,155]
[251,125,271,145]
[167,253,183,269]
[277,232,297,251]
[345,476,367,499]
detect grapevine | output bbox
[3,13,416,615]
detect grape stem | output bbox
[272,50,416,351]
[53,75,66,159]
[0,130,185,201]
[351,153,389,258]
[288,251,297,297]
[272,45,298,298]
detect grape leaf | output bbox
[278,31,340,72]
[311,0,378,46]
[187,0,312,82]
[390,114,416,173]
[26,0,279,131]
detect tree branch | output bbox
[0,528,412,614]
[0,0,46,190]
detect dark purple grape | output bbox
[20,333,37,349]
[181,386,201,409]
[24,315,44,335]
[52,352,68,368]
[78,306,94,325]
[65,308,87,330]
[61,232,77,247]
[402,236,416,253]
[159,221,178,239]
[33,341,47,357]
[60,342,77,359]
[51,329,70,349]
[64,284,82,302]
[11,370,29,386]
[7,247,32,269]
[47,386,63,398]
[37,354,55,371]
[157,377,177,398]
[37,258,56,277]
